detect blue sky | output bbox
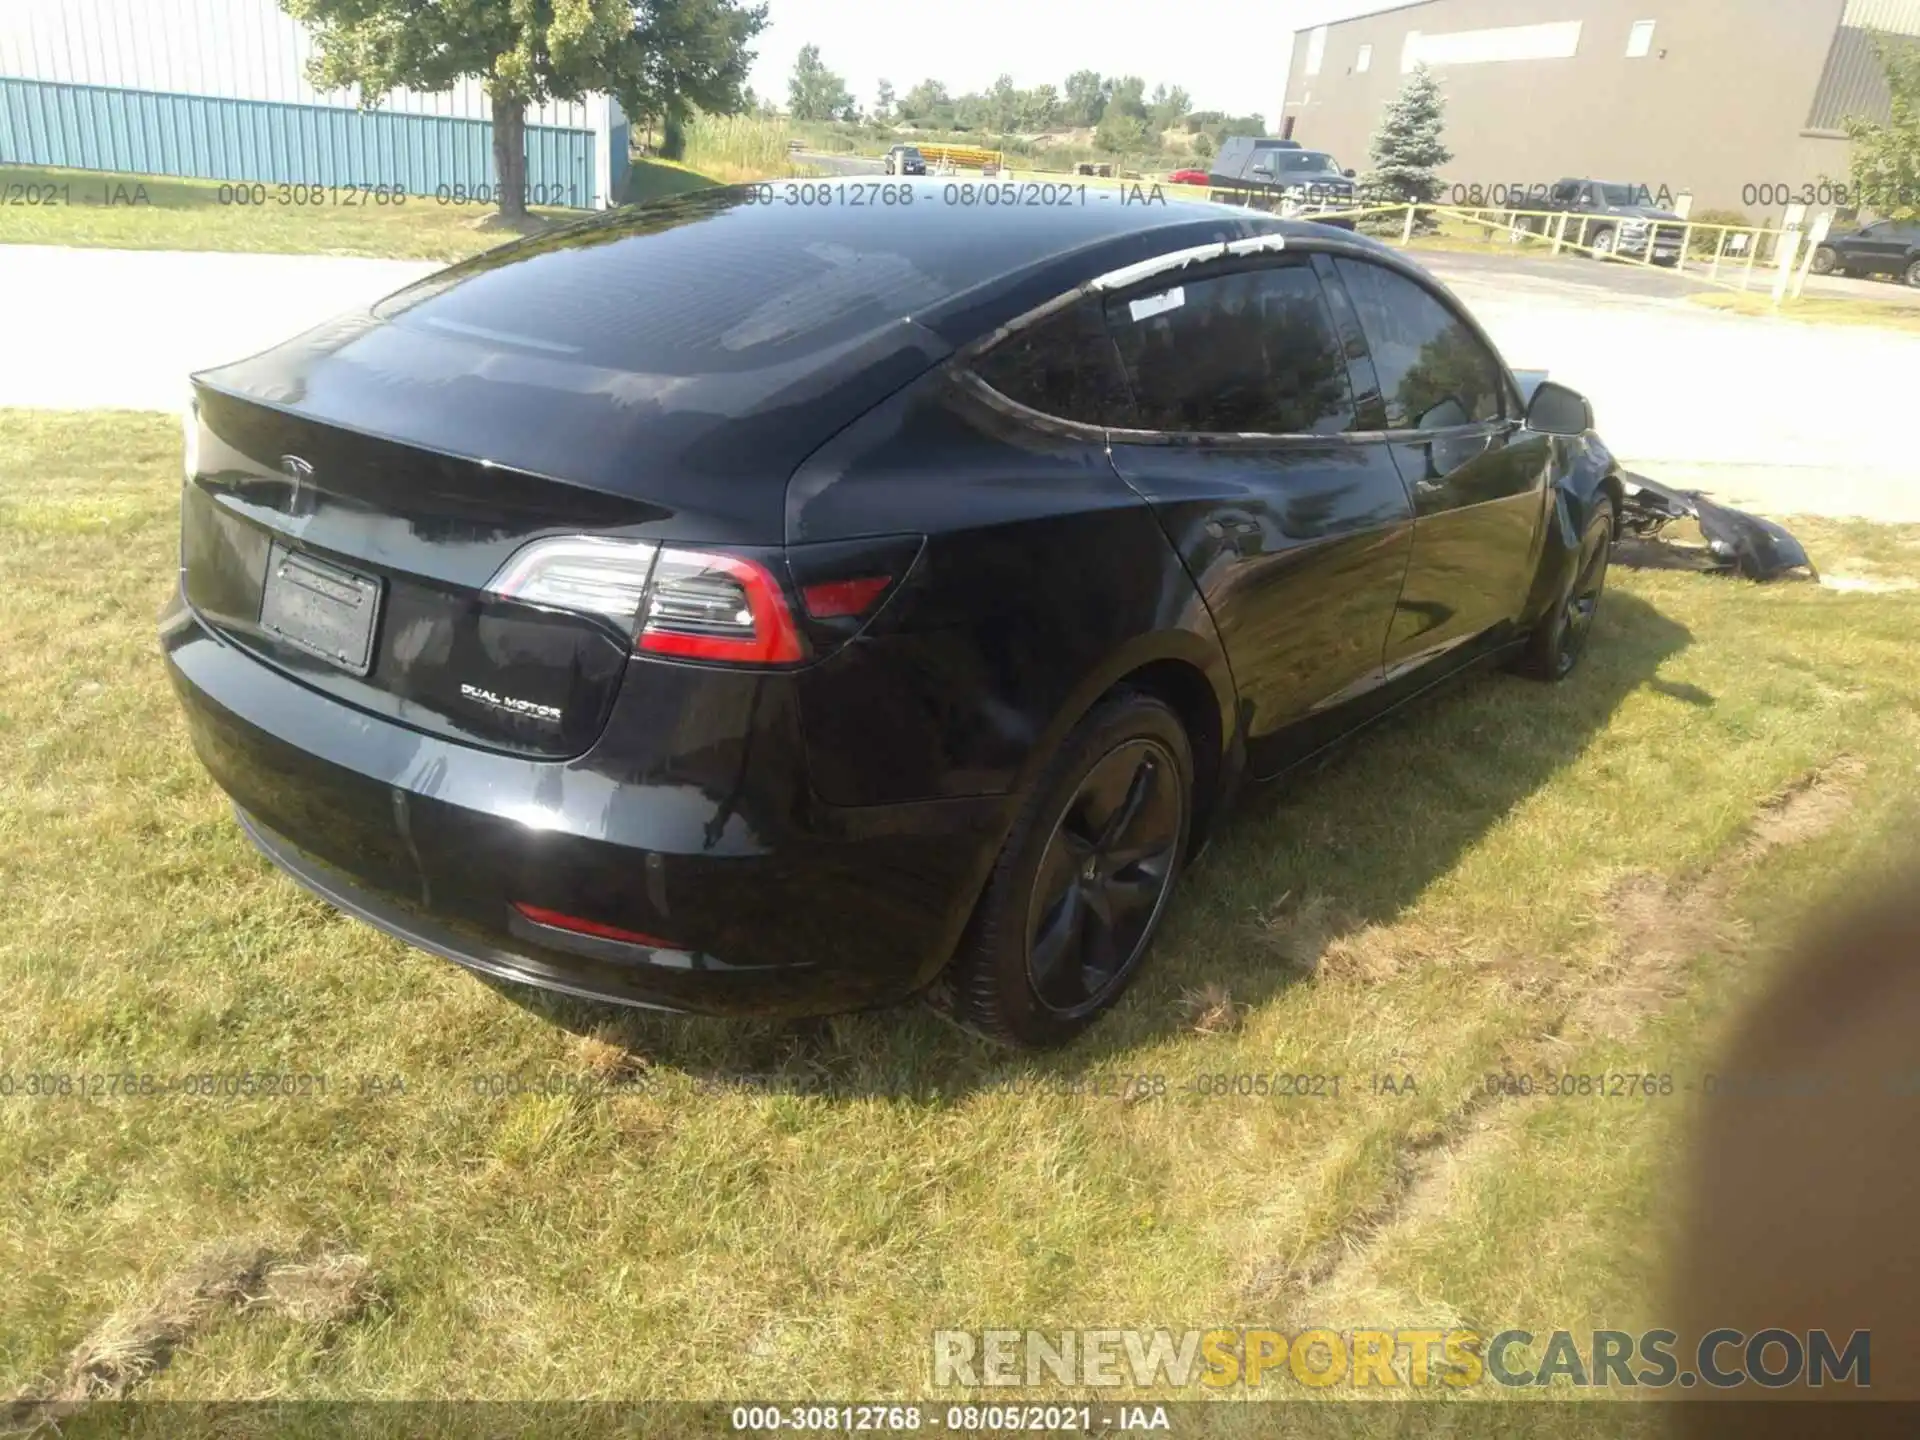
[743,0,1389,130]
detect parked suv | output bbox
[884,145,927,176]
[1529,179,1684,265]
[1810,219,1920,286]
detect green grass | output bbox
[1689,289,1920,333]
[4,410,1920,1413]
[0,164,595,262]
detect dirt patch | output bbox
[10,1239,376,1423]
[1248,893,1484,985]
[1261,755,1864,1324]
[1177,981,1245,1036]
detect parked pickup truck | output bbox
[1522,179,1685,265]
[1207,138,1358,225]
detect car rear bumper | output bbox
[162,586,1008,1017]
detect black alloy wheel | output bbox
[931,691,1194,1048]
[1024,736,1184,1018]
[1515,508,1613,681]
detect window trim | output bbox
[956,239,1525,445]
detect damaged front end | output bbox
[1618,474,1817,583]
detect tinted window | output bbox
[972,297,1128,426]
[1104,263,1354,435]
[1332,258,1507,429]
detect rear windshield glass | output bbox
[373,192,962,377]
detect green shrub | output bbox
[1687,207,1755,256]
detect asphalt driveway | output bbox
[2,244,436,412]
[6,240,1916,522]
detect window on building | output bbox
[1104,263,1356,437]
[1356,44,1374,73]
[1305,26,1328,77]
[1626,20,1657,57]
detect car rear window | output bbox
[373,193,960,377]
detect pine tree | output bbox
[1360,63,1452,229]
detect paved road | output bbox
[792,151,886,177]
[1421,253,1920,522]
[1415,244,1920,308]
[6,240,1916,522]
[2,244,436,412]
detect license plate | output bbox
[259,544,382,676]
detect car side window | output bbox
[1331,258,1508,430]
[1102,261,1355,435]
[970,295,1132,427]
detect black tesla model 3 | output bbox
[164,184,1622,1048]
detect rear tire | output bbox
[929,691,1193,1049]
[1514,507,1614,681]
[1906,259,1920,289]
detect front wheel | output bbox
[930,691,1194,1049]
[1514,507,1613,681]
[1810,245,1838,276]
[1589,227,1617,260]
[1906,258,1920,289]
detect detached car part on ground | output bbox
[1617,474,1816,582]
[166,189,1627,1049]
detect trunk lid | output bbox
[184,192,966,757]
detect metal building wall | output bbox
[1806,0,1920,133]
[1278,0,1866,216]
[0,0,618,205]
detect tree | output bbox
[788,43,853,121]
[1094,111,1150,153]
[897,79,952,127]
[1360,62,1452,224]
[284,0,766,222]
[1016,83,1059,132]
[1063,69,1107,127]
[1846,37,1920,220]
[1108,75,1148,121]
[987,73,1018,133]
[1148,83,1190,132]
[874,78,896,124]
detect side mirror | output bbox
[1525,380,1594,436]
[1343,168,1357,178]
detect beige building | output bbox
[1282,0,1920,217]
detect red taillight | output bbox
[800,575,892,620]
[485,539,805,666]
[636,548,804,664]
[512,903,679,949]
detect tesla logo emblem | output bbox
[278,454,314,512]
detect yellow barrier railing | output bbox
[915,144,1005,173]
[1138,189,1808,297]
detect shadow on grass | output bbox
[478,592,1693,1097]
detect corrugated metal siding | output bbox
[0,0,590,128]
[0,79,597,205]
[1808,0,1920,131]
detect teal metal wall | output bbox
[0,78,599,207]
